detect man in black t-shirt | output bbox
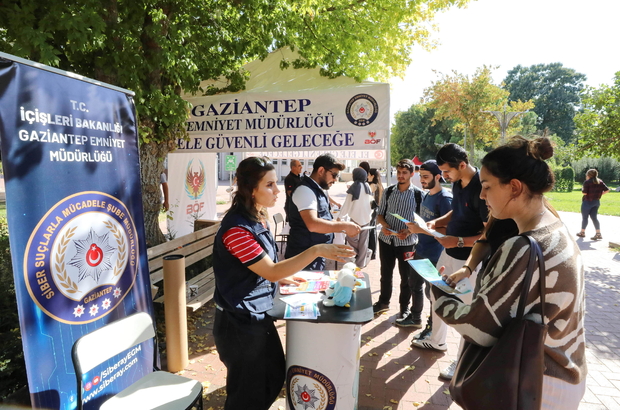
[411,143,488,381]
[284,159,303,221]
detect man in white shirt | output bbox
[285,154,360,270]
[411,165,423,190]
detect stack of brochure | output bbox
[280,280,331,295]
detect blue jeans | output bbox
[581,199,601,230]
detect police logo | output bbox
[185,159,206,200]
[345,94,379,127]
[287,366,336,410]
[24,192,139,324]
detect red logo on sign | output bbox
[374,151,384,159]
[86,244,104,267]
[364,139,381,144]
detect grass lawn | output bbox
[546,185,620,216]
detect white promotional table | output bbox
[268,273,373,410]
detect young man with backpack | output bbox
[373,159,425,323]
[397,160,453,328]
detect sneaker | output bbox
[396,309,410,320]
[439,360,457,381]
[413,323,432,340]
[411,338,447,351]
[395,314,423,328]
[372,302,389,314]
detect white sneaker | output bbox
[439,360,457,380]
[411,338,447,351]
[413,323,432,340]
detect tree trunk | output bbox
[140,140,172,247]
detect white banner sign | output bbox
[167,153,218,238]
[178,85,389,153]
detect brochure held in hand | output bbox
[407,258,472,294]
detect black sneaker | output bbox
[396,309,410,321]
[413,323,432,340]
[395,314,423,328]
[372,302,389,314]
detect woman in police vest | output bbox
[213,156,355,410]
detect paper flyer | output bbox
[281,293,324,308]
[293,271,327,281]
[280,280,332,295]
[284,303,320,319]
[407,258,472,295]
[391,213,445,238]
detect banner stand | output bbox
[0,51,155,408]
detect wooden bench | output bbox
[147,221,220,311]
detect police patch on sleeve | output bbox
[24,192,139,324]
[287,365,336,410]
[345,94,379,127]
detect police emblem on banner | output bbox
[287,365,337,410]
[345,93,379,127]
[185,158,206,200]
[24,192,139,324]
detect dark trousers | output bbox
[213,308,285,410]
[378,240,415,312]
[581,199,601,230]
[407,253,426,321]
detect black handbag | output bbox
[449,235,548,410]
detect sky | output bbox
[388,0,620,120]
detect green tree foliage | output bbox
[551,165,574,192]
[503,63,586,144]
[0,218,26,400]
[0,0,469,246]
[515,111,539,137]
[423,66,534,160]
[547,133,577,167]
[572,157,620,184]
[574,72,620,159]
[391,104,459,163]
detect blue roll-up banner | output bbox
[0,55,155,408]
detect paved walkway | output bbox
[175,180,620,410]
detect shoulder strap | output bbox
[385,184,422,215]
[380,185,396,216]
[385,184,396,203]
[414,187,422,215]
[517,235,546,324]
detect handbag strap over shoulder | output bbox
[516,235,546,325]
